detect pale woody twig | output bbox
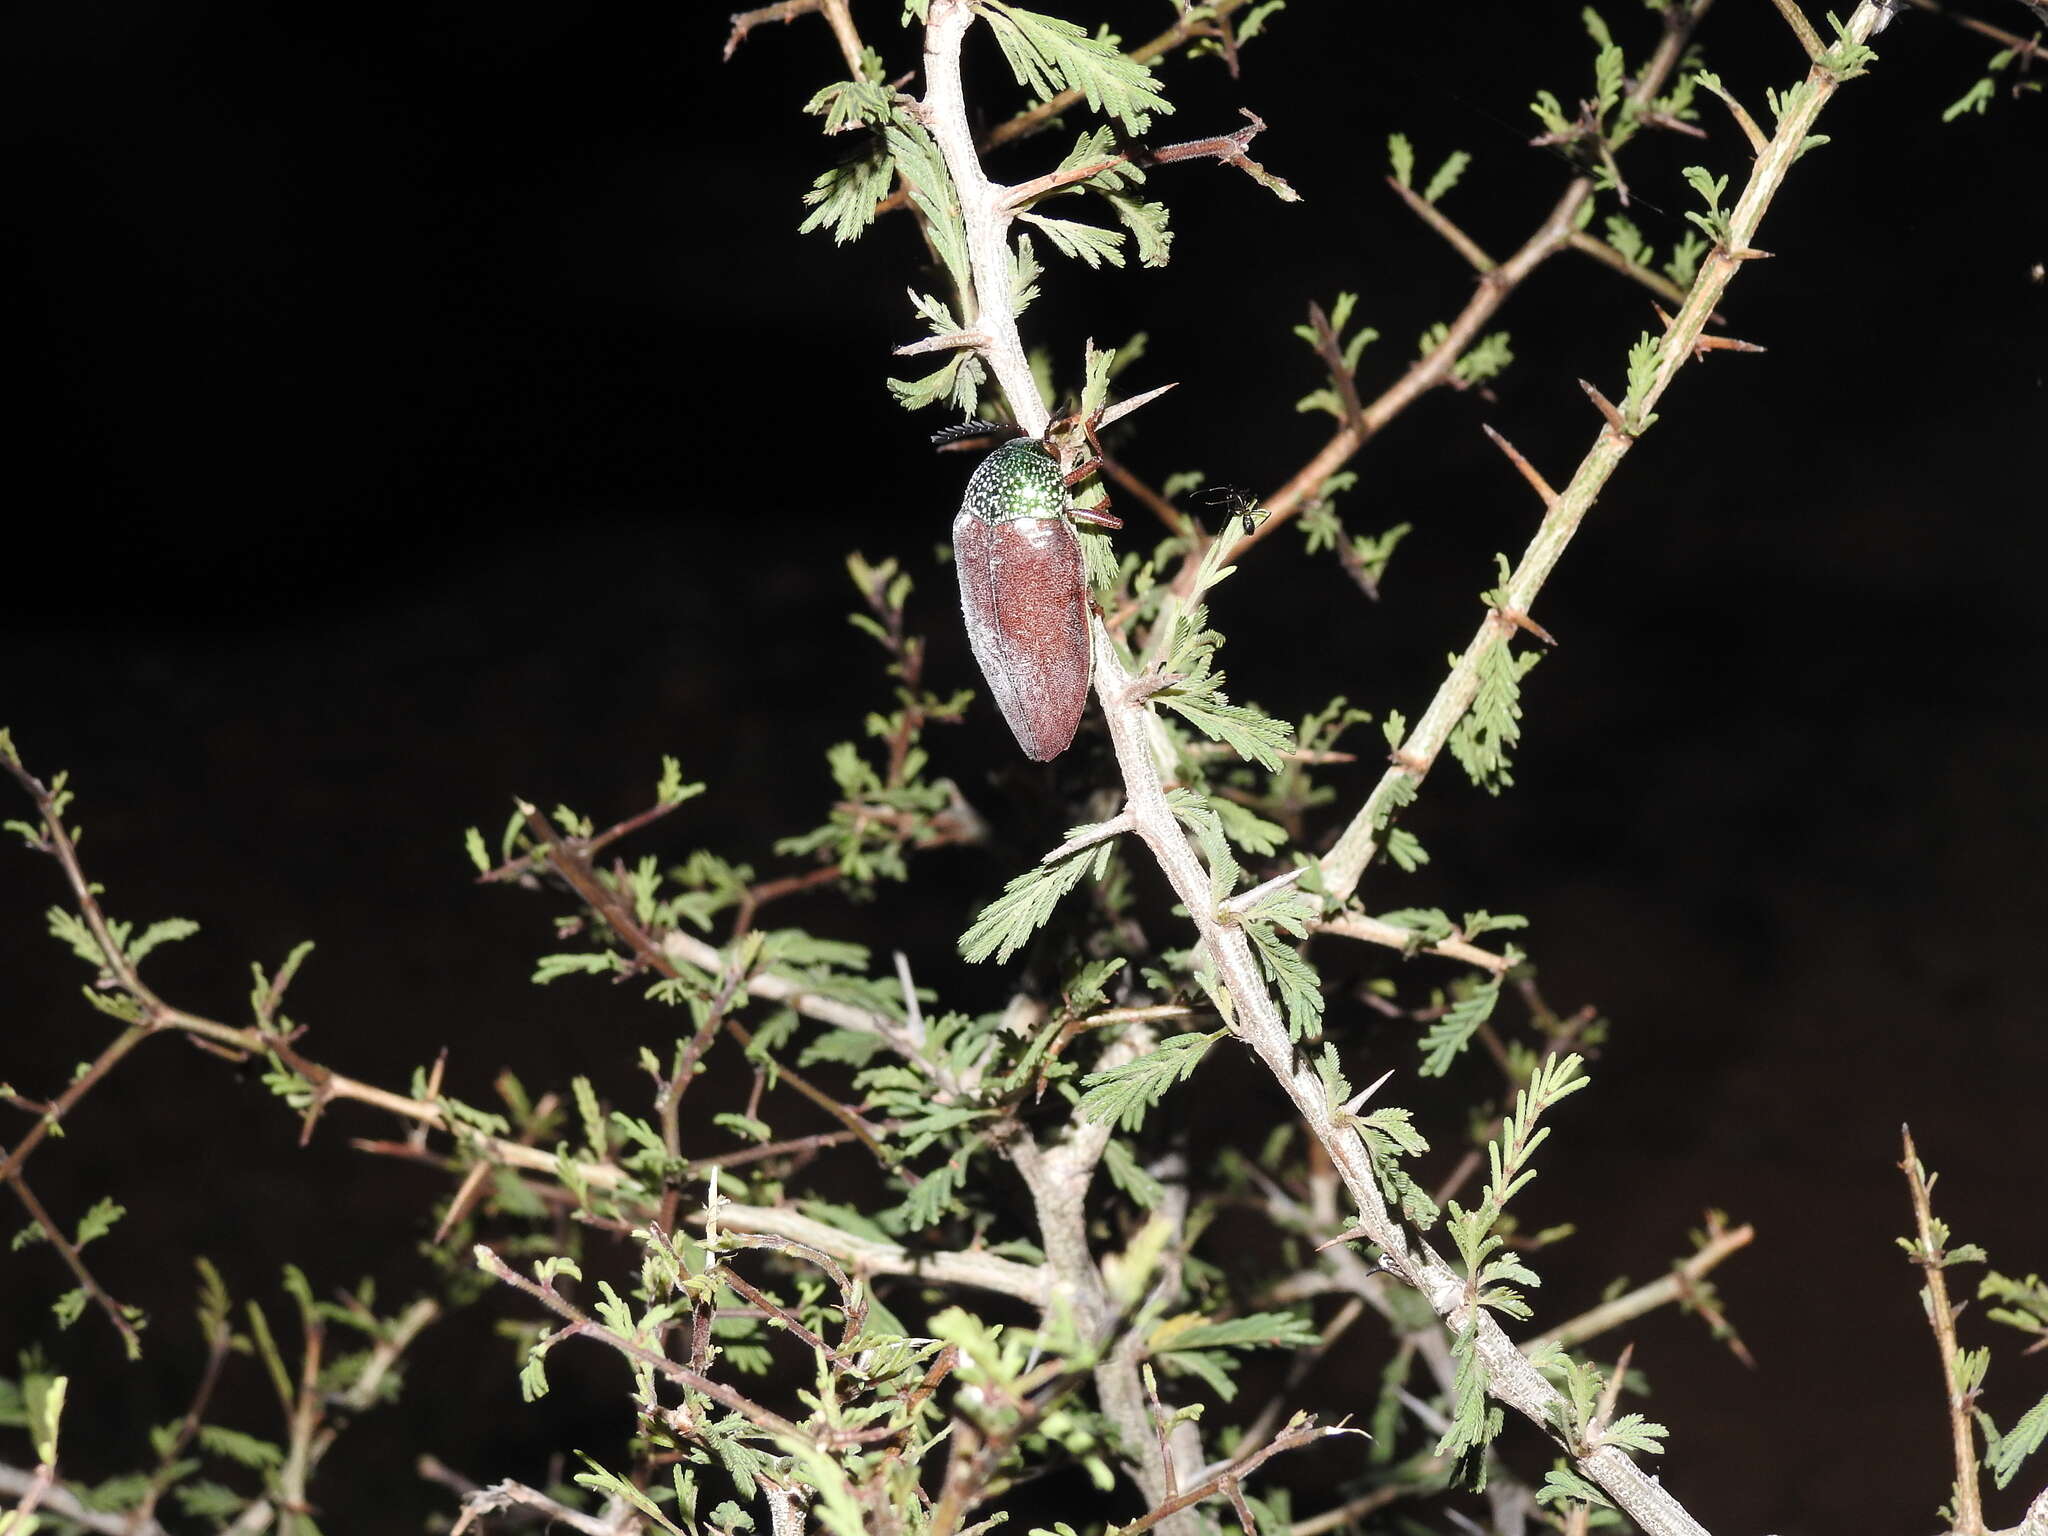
[1564,228,1700,307]
[1387,176,1496,274]
[917,0,1048,436]
[1289,1484,1413,1536]
[7,749,1041,1389]
[1769,0,1829,57]
[1523,1221,1756,1357]
[0,1461,57,1535]
[893,328,991,357]
[449,1477,616,1536]
[1314,911,1513,976]
[723,1,824,64]
[0,1462,169,1536]
[700,1201,1051,1306]
[1039,811,1135,864]
[1114,1419,1343,1536]
[815,0,864,77]
[663,922,943,1088]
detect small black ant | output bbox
[1196,484,1268,537]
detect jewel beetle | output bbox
[948,419,1122,762]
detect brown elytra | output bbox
[953,507,1091,761]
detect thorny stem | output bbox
[919,0,1047,435]
[724,1,826,63]
[130,1306,235,1531]
[924,0,1740,1517]
[514,801,895,1164]
[815,0,864,77]
[1114,1420,1339,1536]
[917,5,1217,1523]
[1312,911,1513,976]
[1000,112,1293,212]
[1,1024,150,1189]
[1907,0,2048,52]
[1565,227,1698,306]
[1225,0,1715,566]
[1315,0,1881,906]
[2,743,1039,1378]
[1769,0,1829,57]
[448,1478,614,1536]
[1902,1127,1987,1536]
[6,1169,140,1354]
[1524,1220,1756,1358]
[475,1245,821,1445]
[1086,9,1895,1532]
[868,0,1269,227]
[1387,176,1496,274]
[981,0,1263,153]
[696,1200,1050,1306]
[476,794,688,885]
[917,4,1273,437]
[0,1466,130,1536]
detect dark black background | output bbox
[2,2,2043,1531]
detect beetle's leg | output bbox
[1076,406,1109,471]
[1040,403,1121,525]
[1061,406,1121,526]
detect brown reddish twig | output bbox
[1901,1126,1988,1536]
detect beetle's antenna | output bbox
[931,419,1025,452]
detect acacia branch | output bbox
[450,1478,615,1536]
[1565,228,1697,305]
[1908,0,2048,52]
[1080,12,1891,1534]
[0,1022,149,1185]
[1094,613,1701,1529]
[1902,1127,1986,1536]
[1002,111,1295,212]
[1388,177,1496,273]
[0,1462,164,1536]
[475,1244,816,1445]
[1008,1026,1200,1524]
[724,1,824,63]
[6,1171,140,1355]
[699,1201,1051,1306]
[515,802,894,1163]
[1316,4,1881,904]
[5,740,1050,1343]
[1313,912,1514,976]
[918,0,1047,434]
[981,0,1263,153]
[1523,1220,1756,1356]
[1226,0,1713,564]
[916,11,1207,1516]
[1113,1418,1341,1536]
[130,1296,235,1530]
